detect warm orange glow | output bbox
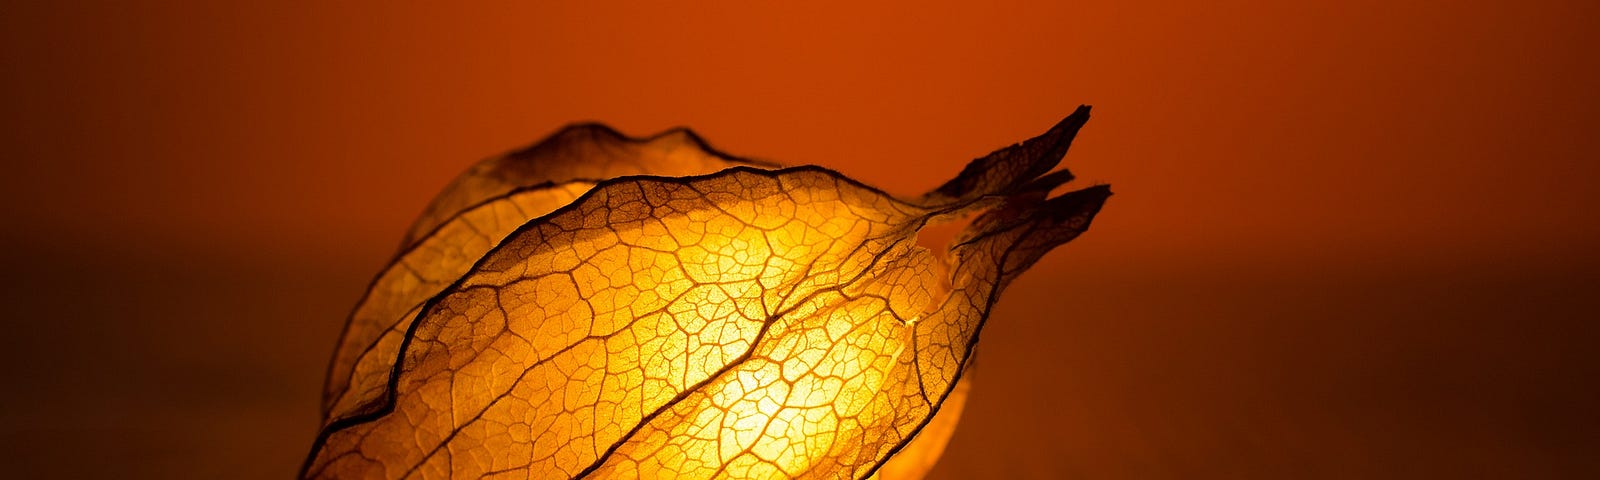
[303,107,1108,479]
[319,126,768,424]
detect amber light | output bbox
[302,106,1109,479]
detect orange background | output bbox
[2,1,1596,478]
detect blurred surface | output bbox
[1,1,1596,478]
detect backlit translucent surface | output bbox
[305,107,1108,479]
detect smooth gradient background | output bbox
[2,1,1596,478]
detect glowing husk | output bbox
[305,107,1108,479]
